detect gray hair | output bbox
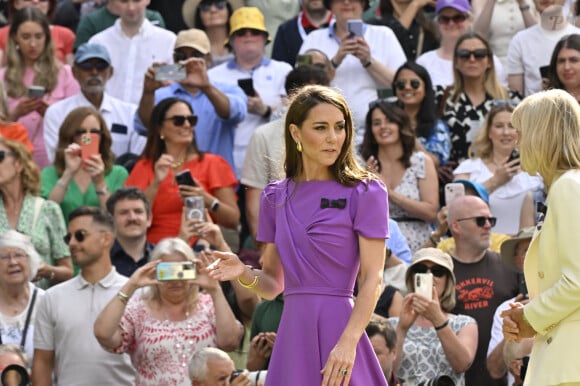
[0,230,41,280]
[189,347,232,381]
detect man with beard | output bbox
[106,187,154,277]
[43,43,145,162]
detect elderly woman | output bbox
[126,97,239,244]
[94,237,243,386]
[0,230,45,360]
[0,138,72,288]
[390,248,478,385]
[41,107,128,223]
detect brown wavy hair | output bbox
[0,137,40,196]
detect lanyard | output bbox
[0,288,38,350]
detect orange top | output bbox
[0,122,34,152]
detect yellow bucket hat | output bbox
[226,7,271,45]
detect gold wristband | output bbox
[237,266,259,289]
[117,291,131,305]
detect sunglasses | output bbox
[199,0,227,12]
[412,263,448,278]
[0,150,15,163]
[437,14,468,25]
[193,244,217,253]
[76,61,110,72]
[165,115,198,127]
[394,79,421,91]
[232,28,265,38]
[456,49,489,60]
[174,50,206,62]
[457,216,497,227]
[74,128,102,137]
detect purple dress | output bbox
[257,178,389,386]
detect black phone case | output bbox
[237,78,256,96]
[175,170,196,186]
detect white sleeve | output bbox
[43,105,60,163]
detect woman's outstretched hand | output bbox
[206,250,246,282]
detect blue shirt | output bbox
[134,82,247,171]
[386,218,412,265]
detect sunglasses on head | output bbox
[0,150,15,163]
[174,50,206,62]
[76,60,109,72]
[74,128,102,137]
[199,0,227,12]
[165,115,198,127]
[457,216,497,227]
[412,263,448,277]
[394,79,421,91]
[232,28,264,38]
[456,48,489,60]
[437,14,468,25]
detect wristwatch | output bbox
[210,198,220,212]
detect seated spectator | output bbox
[191,0,235,67]
[0,0,74,66]
[189,347,255,386]
[366,319,399,385]
[383,218,413,293]
[0,138,72,288]
[0,79,32,153]
[94,237,244,386]
[0,231,45,360]
[246,294,282,371]
[548,33,580,102]
[374,283,404,319]
[360,100,439,251]
[126,97,240,244]
[390,248,478,385]
[41,107,128,224]
[44,43,146,163]
[1,7,80,169]
[454,103,543,234]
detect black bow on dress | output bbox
[320,198,346,209]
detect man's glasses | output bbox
[437,14,468,25]
[174,50,206,62]
[456,216,497,227]
[199,0,227,12]
[456,49,489,61]
[63,230,105,244]
[165,115,198,127]
[232,28,265,38]
[74,128,102,137]
[0,150,15,163]
[394,79,421,91]
[412,263,448,278]
[76,61,110,72]
[0,252,27,263]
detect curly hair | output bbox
[0,138,40,196]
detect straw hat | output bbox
[182,0,245,29]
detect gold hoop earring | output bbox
[296,142,302,152]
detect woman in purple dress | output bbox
[210,85,390,385]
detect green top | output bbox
[74,6,166,50]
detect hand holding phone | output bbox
[80,132,100,162]
[154,64,186,82]
[347,19,363,37]
[507,148,520,166]
[156,261,196,281]
[444,182,465,205]
[27,85,46,99]
[175,170,197,186]
[237,78,256,97]
[414,273,433,300]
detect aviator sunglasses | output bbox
[165,115,198,126]
[456,216,497,227]
[456,49,489,60]
[394,79,421,91]
[412,263,448,277]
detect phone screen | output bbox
[80,133,100,161]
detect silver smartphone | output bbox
[154,64,186,82]
[444,182,465,205]
[347,19,363,37]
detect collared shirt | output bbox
[44,92,146,162]
[134,81,247,171]
[110,239,155,277]
[89,19,176,104]
[34,268,136,386]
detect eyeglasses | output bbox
[199,0,227,11]
[437,14,468,25]
[456,216,497,227]
[174,50,206,62]
[0,252,27,263]
[232,29,265,38]
[165,115,198,127]
[76,61,110,72]
[456,49,489,61]
[74,128,102,137]
[0,150,15,163]
[412,263,448,278]
[394,79,421,91]
[63,229,106,244]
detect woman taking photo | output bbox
[126,97,239,244]
[208,85,390,385]
[94,237,243,386]
[1,7,79,169]
[0,138,72,288]
[360,101,439,252]
[453,104,543,235]
[0,230,45,360]
[192,0,234,67]
[391,248,477,385]
[548,33,580,103]
[40,107,128,224]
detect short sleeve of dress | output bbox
[410,152,427,180]
[41,200,70,261]
[125,159,154,190]
[352,179,389,239]
[449,314,477,333]
[113,296,141,354]
[256,181,284,244]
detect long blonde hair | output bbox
[468,104,515,159]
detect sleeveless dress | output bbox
[257,178,389,386]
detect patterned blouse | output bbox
[114,294,218,386]
[418,119,451,166]
[389,314,476,386]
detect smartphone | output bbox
[154,64,186,82]
[539,65,550,79]
[296,54,313,67]
[80,132,100,161]
[347,19,363,37]
[507,148,520,166]
[230,370,243,382]
[175,170,197,186]
[444,182,465,205]
[237,78,256,97]
[414,272,433,300]
[517,272,528,298]
[156,261,196,281]
[27,85,46,99]
[185,196,205,221]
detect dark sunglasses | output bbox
[76,61,110,71]
[457,216,497,227]
[63,230,92,244]
[165,115,198,127]
[394,79,421,91]
[437,14,468,25]
[74,128,102,137]
[456,48,489,60]
[174,50,206,62]
[232,28,264,38]
[199,0,227,12]
[193,244,217,253]
[412,263,448,278]
[0,150,15,163]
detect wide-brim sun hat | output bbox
[405,247,456,285]
[500,226,535,268]
[225,6,271,45]
[182,0,244,29]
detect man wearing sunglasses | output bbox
[446,195,519,386]
[32,207,135,386]
[43,43,146,163]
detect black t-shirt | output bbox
[452,250,519,386]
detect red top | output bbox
[0,24,75,65]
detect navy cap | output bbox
[455,179,489,205]
[74,43,111,65]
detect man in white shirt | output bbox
[88,0,176,104]
[44,43,146,162]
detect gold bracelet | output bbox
[117,291,131,305]
[237,271,259,289]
